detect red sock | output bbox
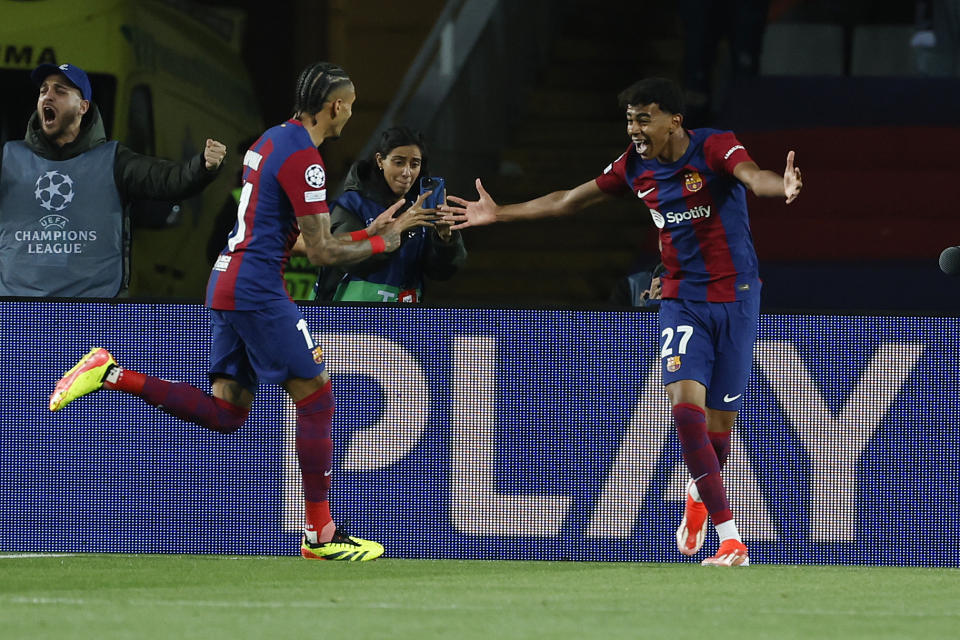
[709,429,732,469]
[296,381,335,542]
[674,403,733,525]
[305,500,334,544]
[103,366,248,434]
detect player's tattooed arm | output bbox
[298,212,378,266]
[291,234,307,256]
[298,197,433,266]
[289,204,379,257]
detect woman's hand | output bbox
[390,191,440,233]
[367,193,439,237]
[365,199,404,236]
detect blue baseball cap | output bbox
[31,63,92,101]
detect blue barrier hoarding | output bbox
[1,301,957,566]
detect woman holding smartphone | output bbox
[314,126,467,302]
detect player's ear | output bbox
[78,99,90,116]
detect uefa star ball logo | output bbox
[34,170,75,212]
[304,164,326,189]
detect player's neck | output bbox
[658,129,690,164]
[297,113,329,147]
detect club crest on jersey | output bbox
[684,171,704,192]
[666,355,681,372]
[312,346,324,364]
[304,164,326,189]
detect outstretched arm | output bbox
[733,150,803,203]
[116,138,226,202]
[440,178,613,230]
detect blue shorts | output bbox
[209,301,325,391]
[658,296,760,411]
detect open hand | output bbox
[366,198,407,236]
[373,193,440,252]
[439,178,498,229]
[392,191,440,233]
[784,150,802,204]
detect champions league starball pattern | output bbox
[34,170,75,212]
[304,163,326,188]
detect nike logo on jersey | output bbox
[323,470,332,477]
[723,393,742,403]
[637,187,655,198]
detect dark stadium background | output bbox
[199,0,958,312]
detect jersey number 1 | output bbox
[296,319,315,349]
[226,182,254,252]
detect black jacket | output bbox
[8,103,218,203]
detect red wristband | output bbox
[369,235,386,254]
[349,229,369,241]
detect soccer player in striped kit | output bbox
[50,62,438,561]
[442,77,802,566]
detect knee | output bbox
[213,398,250,434]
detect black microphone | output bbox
[940,246,960,275]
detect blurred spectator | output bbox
[679,0,770,127]
[913,0,960,75]
[609,262,665,308]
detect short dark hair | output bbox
[293,62,352,115]
[373,126,428,163]
[617,77,684,115]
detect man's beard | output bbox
[41,107,81,143]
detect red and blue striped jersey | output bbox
[596,129,760,303]
[206,119,329,310]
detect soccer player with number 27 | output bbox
[442,77,802,566]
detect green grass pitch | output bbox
[1,554,957,639]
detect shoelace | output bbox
[330,522,360,546]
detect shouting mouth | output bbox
[42,105,57,127]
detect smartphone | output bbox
[419,176,446,209]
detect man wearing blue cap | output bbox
[0,62,227,297]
